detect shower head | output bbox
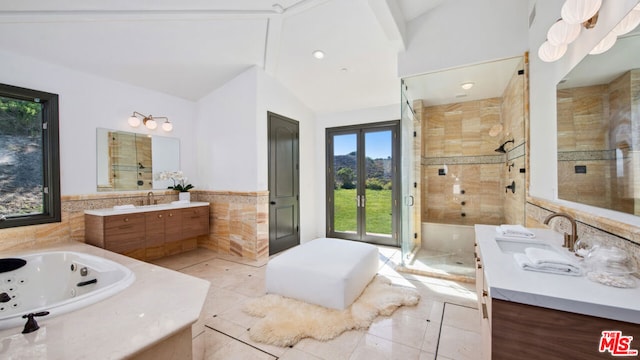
[495,139,514,153]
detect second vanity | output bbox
[85,201,210,261]
[475,224,640,360]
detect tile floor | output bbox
[151,245,482,360]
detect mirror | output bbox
[96,128,180,191]
[556,27,640,215]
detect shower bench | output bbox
[265,238,379,310]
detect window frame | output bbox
[0,83,61,229]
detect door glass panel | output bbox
[333,133,358,233]
[364,130,393,237]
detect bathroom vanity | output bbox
[85,202,209,261]
[475,224,640,360]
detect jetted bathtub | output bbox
[0,251,135,331]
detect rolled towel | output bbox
[497,224,536,239]
[513,248,582,276]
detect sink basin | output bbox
[495,238,553,254]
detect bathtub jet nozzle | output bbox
[22,311,49,334]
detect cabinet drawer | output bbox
[104,213,145,234]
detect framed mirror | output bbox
[556,26,640,215]
[96,128,180,191]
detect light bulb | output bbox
[312,50,325,59]
[547,19,581,46]
[128,115,141,127]
[538,41,567,62]
[611,9,640,36]
[561,0,602,25]
[589,31,617,55]
[145,118,157,130]
[162,120,173,132]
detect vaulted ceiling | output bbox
[0,0,444,113]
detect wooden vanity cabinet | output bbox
[85,205,209,261]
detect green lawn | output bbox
[333,189,392,235]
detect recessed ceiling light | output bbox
[272,3,284,14]
[340,67,348,72]
[312,50,325,59]
[461,82,474,90]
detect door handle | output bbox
[270,201,276,205]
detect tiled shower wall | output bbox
[420,59,526,226]
[0,190,269,265]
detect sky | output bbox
[333,130,392,159]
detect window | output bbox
[0,83,61,229]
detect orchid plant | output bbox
[157,171,193,192]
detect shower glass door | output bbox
[326,122,399,247]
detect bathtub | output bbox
[0,251,135,331]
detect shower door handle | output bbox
[356,195,366,208]
[404,196,414,206]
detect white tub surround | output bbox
[475,224,640,323]
[0,243,210,359]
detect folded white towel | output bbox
[497,224,536,239]
[513,248,582,276]
[113,204,135,210]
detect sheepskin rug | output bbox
[243,276,420,347]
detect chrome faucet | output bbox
[147,192,155,206]
[543,212,578,252]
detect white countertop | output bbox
[84,201,209,216]
[0,242,210,359]
[475,224,640,324]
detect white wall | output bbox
[0,49,197,196]
[195,66,319,242]
[257,69,318,242]
[314,104,400,238]
[398,0,529,78]
[195,67,259,191]
[528,0,638,210]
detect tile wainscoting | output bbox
[0,190,269,265]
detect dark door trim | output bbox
[268,112,300,255]
[325,120,401,247]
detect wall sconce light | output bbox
[538,0,602,62]
[128,111,173,132]
[540,2,640,62]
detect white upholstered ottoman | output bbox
[266,238,379,310]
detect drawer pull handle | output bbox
[124,218,129,222]
[477,264,482,269]
[158,214,163,218]
[482,290,488,297]
[482,303,488,319]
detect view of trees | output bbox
[333,151,392,190]
[0,96,44,216]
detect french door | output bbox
[326,121,400,247]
